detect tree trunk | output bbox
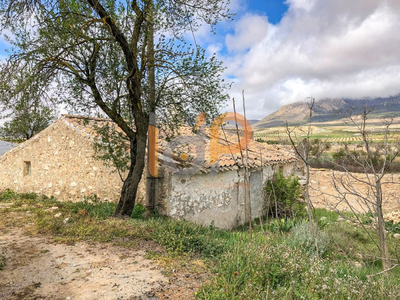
[375,181,391,270]
[305,163,319,256]
[304,164,313,223]
[114,130,147,217]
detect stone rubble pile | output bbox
[384,210,400,224]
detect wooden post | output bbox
[146,112,158,213]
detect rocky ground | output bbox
[310,169,400,223]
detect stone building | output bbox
[156,126,300,228]
[0,115,130,202]
[0,115,300,228]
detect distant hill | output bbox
[254,96,400,128]
[247,119,260,125]
[0,140,16,156]
[224,119,259,128]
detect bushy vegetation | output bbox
[1,190,400,299]
[266,218,298,233]
[264,170,306,219]
[385,221,400,234]
[197,240,399,299]
[255,137,281,145]
[287,220,330,257]
[310,142,400,173]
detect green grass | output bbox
[0,253,6,270]
[1,190,400,299]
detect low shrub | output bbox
[131,203,146,219]
[267,218,297,233]
[286,220,331,257]
[0,189,18,201]
[264,170,306,219]
[385,221,400,234]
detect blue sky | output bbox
[3,0,400,119]
[247,0,288,24]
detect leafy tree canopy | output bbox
[0,0,232,216]
[0,102,55,141]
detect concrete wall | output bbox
[0,120,145,203]
[164,170,244,228]
[162,164,285,229]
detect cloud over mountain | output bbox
[222,0,400,118]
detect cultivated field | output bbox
[254,120,400,145]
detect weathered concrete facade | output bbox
[159,162,300,229]
[0,115,299,228]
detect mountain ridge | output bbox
[254,96,400,128]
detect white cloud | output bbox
[223,0,400,119]
[225,13,269,52]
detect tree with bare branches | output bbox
[286,97,315,224]
[329,105,400,270]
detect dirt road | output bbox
[0,228,170,299]
[0,227,202,300]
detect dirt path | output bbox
[0,227,203,300]
[0,228,169,299]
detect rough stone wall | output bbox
[162,163,289,229]
[0,120,147,203]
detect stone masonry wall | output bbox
[0,119,146,203]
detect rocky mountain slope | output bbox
[254,96,400,128]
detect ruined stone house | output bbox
[0,115,129,203]
[0,115,300,228]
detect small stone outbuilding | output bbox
[0,115,300,228]
[0,116,129,202]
